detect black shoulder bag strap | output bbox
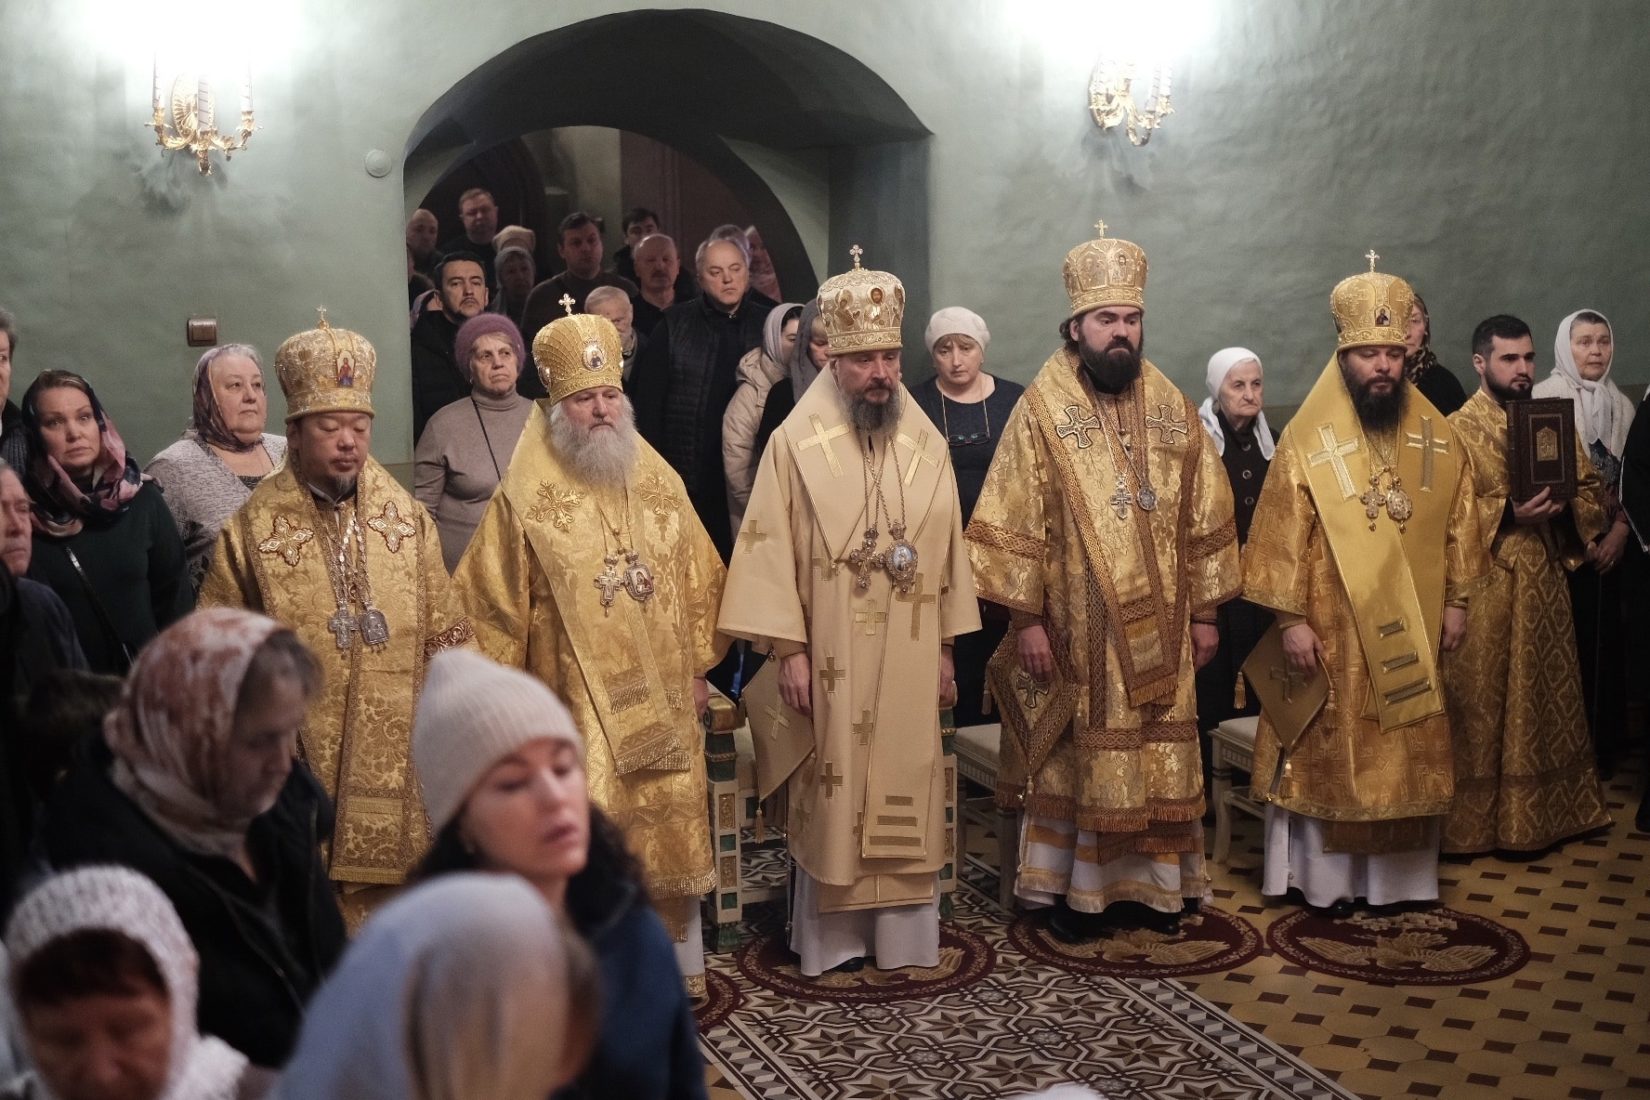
[63,546,135,672]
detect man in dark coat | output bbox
[631,236,768,561]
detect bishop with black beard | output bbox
[967,224,1240,942]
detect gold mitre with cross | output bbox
[276,309,377,422]
[1331,250,1416,351]
[817,245,906,355]
[1063,218,1148,318]
[533,294,625,403]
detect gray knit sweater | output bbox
[413,390,533,571]
[146,433,287,590]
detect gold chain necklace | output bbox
[846,432,918,593]
[591,482,656,614]
[311,492,390,650]
[1086,378,1157,518]
[1358,426,1412,532]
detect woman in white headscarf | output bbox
[4,865,266,1100]
[1194,348,1276,797]
[722,301,803,537]
[272,874,596,1100]
[1532,310,1636,776]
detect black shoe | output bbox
[1048,902,1107,944]
[1635,797,1650,835]
[825,956,865,974]
[1103,900,1181,936]
[1310,899,1357,920]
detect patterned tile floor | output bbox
[703,766,1650,1099]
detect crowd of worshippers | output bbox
[0,206,1647,1100]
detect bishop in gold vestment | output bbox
[720,250,979,976]
[1243,262,1488,911]
[1441,320,1609,854]
[452,303,726,991]
[200,315,473,902]
[967,224,1239,935]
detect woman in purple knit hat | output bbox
[413,313,533,571]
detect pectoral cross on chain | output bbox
[327,609,358,650]
[1109,481,1134,519]
[593,558,625,612]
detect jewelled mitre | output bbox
[533,294,624,403]
[1331,252,1415,351]
[276,309,377,422]
[1063,218,1147,318]
[818,245,905,355]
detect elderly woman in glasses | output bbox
[910,307,1023,726]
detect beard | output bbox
[549,399,639,487]
[1077,333,1143,394]
[1339,361,1408,430]
[848,383,902,434]
[1486,374,1532,405]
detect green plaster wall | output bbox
[1,0,1646,467]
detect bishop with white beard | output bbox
[452,298,728,995]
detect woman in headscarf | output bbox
[1402,293,1468,415]
[20,370,190,673]
[272,874,596,1100]
[1533,309,1636,776]
[722,301,802,538]
[909,307,1024,727]
[1193,348,1276,797]
[38,609,346,1069]
[413,313,533,571]
[147,345,287,591]
[749,298,830,492]
[4,865,269,1100]
[412,649,710,1100]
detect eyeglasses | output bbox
[945,430,993,448]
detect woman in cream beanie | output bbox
[410,649,710,1100]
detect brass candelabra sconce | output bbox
[150,60,255,175]
[1089,57,1173,146]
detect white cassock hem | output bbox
[1262,805,1440,908]
[1014,813,1207,915]
[671,901,704,981]
[788,867,940,978]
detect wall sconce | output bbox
[1089,57,1172,146]
[150,59,255,174]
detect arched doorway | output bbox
[402,9,932,317]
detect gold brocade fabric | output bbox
[1440,391,1610,854]
[965,353,1240,843]
[718,378,980,913]
[451,406,726,903]
[1243,376,1491,849]
[1287,359,1464,730]
[199,459,472,885]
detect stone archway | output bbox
[402,8,932,315]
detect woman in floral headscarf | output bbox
[20,370,190,672]
[39,608,346,1069]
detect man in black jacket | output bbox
[410,252,489,442]
[631,236,768,561]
